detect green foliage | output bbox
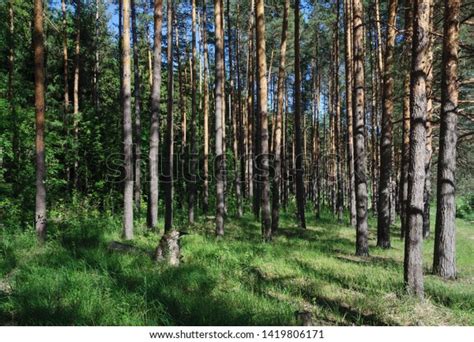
[1,202,473,325]
[456,195,474,221]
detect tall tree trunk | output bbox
[94,0,100,114]
[271,0,289,233]
[294,0,307,229]
[255,0,272,239]
[344,0,356,227]
[175,18,185,196]
[423,1,434,239]
[188,0,198,223]
[246,0,255,201]
[433,0,459,280]
[147,0,163,229]
[215,0,225,236]
[8,0,19,189]
[353,0,369,256]
[404,0,430,299]
[131,0,142,213]
[34,0,46,242]
[164,0,174,232]
[315,71,321,218]
[122,0,134,240]
[227,0,242,218]
[145,0,153,88]
[377,0,398,249]
[400,0,413,239]
[335,0,344,223]
[73,0,81,189]
[236,3,245,211]
[202,1,210,215]
[62,0,69,116]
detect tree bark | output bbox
[8,0,19,190]
[34,0,47,242]
[215,0,225,236]
[271,0,289,233]
[353,0,369,256]
[400,0,413,239]
[377,0,398,249]
[404,0,430,299]
[423,1,434,239]
[147,0,163,229]
[164,0,174,233]
[131,0,142,213]
[227,0,242,218]
[433,0,459,280]
[255,0,272,239]
[62,0,69,116]
[73,0,81,189]
[202,1,210,215]
[335,0,344,223]
[188,0,198,223]
[344,0,356,227]
[294,0,307,229]
[122,0,134,240]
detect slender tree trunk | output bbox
[368,17,379,216]
[404,0,430,299]
[131,0,142,213]
[34,0,46,242]
[227,0,242,218]
[315,71,321,218]
[62,0,69,116]
[122,0,134,240]
[294,0,307,229]
[94,0,100,114]
[188,0,198,223]
[236,4,245,210]
[433,0,459,280]
[353,0,369,256]
[164,0,174,232]
[400,0,413,239]
[344,0,356,227]
[175,19,185,194]
[271,0,289,233]
[8,0,19,188]
[145,0,153,88]
[255,0,271,239]
[73,0,81,189]
[147,0,163,229]
[215,0,225,236]
[335,0,343,223]
[202,1,210,215]
[423,1,434,239]
[377,0,398,249]
[246,0,255,201]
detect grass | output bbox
[0,202,473,326]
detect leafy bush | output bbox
[456,195,474,221]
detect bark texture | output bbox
[271,0,289,233]
[122,0,134,240]
[294,0,307,229]
[433,0,459,280]
[377,0,398,249]
[255,0,272,239]
[147,0,163,229]
[215,0,225,236]
[353,0,369,256]
[34,0,47,242]
[404,0,431,298]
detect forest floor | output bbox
[0,203,473,326]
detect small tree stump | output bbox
[155,230,182,266]
[295,310,313,326]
